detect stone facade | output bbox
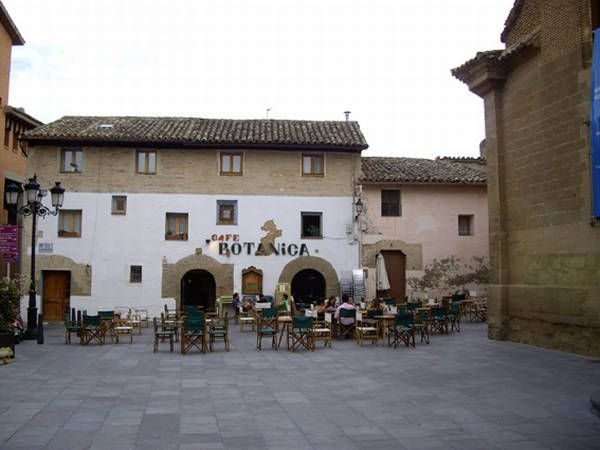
[453,0,600,356]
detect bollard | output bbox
[36,313,44,344]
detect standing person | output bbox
[232,293,240,323]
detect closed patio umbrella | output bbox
[376,253,391,292]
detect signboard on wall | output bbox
[0,225,18,262]
[590,29,600,219]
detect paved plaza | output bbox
[0,321,599,449]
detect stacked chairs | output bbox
[153,316,174,352]
[64,312,81,344]
[387,313,415,348]
[209,312,230,352]
[256,307,278,351]
[80,314,105,345]
[181,308,206,354]
[288,316,314,351]
[312,312,333,349]
[355,310,378,346]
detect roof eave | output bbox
[24,136,367,153]
[0,2,24,45]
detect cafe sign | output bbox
[208,233,309,257]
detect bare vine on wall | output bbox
[407,256,489,296]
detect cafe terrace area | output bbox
[0,316,599,449]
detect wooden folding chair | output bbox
[337,308,356,339]
[181,312,206,354]
[153,317,174,352]
[288,316,314,351]
[387,313,415,348]
[209,312,230,352]
[113,314,134,344]
[80,314,105,345]
[355,310,378,346]
[312,312,333,348]
[239,306,256,332]
[256,307,278,351]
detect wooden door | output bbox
[42,271,70,321]
[381,251,406,303]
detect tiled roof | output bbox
[23,116,368,151]
[360,156,486,184]
[5,106,43,128]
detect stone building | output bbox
[452,0,600,356]
[22,116,367,320]
[358,156,488,302]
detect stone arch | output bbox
[362,239,423,271]
[162,252,233,309]
[278,256,339,299]
[36,254,91,296]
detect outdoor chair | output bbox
[388,313,415,348]
[161,312,179,343]
[136,309,149,328]
[288,316,314,351]
[113,314,134,344]
[98,310,115,343]
[239,306,256,332]
[209,312,230,352]
[312,312,333,348]
[128,309,142,334]
[256,307,278,351]
[355,310,378,346]
[430,305,449,334]
[448,301,461,332]
[470,298,487,322]
[80,314,105,345]
[64,312,81,344]
[153,317,174,352]
[181,311,206,354]
[410,309,431,344]
[337,308,356,339]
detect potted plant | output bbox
[0,277,21,359]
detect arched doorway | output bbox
[181,269,216,311]
[291,269,326,306]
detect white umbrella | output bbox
[376,253,391,291]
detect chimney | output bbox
[344,111,351,122]
[479,139,487,159]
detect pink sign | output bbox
[0,225,18,262]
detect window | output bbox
[301,212,322,238]
[4,120,9,147]
[130,265,142,283]
[136,150,156,174]
[302,153,324,176]
[59,210,82,237]
[381,190,401,216]
[217,200,237,225]
[220,152,243,176]
[61,148,83,173]
[458,215,473,236]
[111,196,127,215]
[165,213,188,240]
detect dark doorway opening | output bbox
[181,269,216,311]
[291,269,325,306]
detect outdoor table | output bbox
[373,314,395,339]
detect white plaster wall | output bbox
[33,192,359,317]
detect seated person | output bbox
[325,296,337,313]
[241,296,254,312]
[367,298,383,313]
[232,292,241,310]
[334,295,356,325]
[314,298,327,317]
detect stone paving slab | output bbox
[0,321,599,449]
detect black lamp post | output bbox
[5,174,65,339]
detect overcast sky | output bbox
[4,0,514,159]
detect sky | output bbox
[4,0,515,159]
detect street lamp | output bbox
[5,174,65,339]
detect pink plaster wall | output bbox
[361,183,489,300]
